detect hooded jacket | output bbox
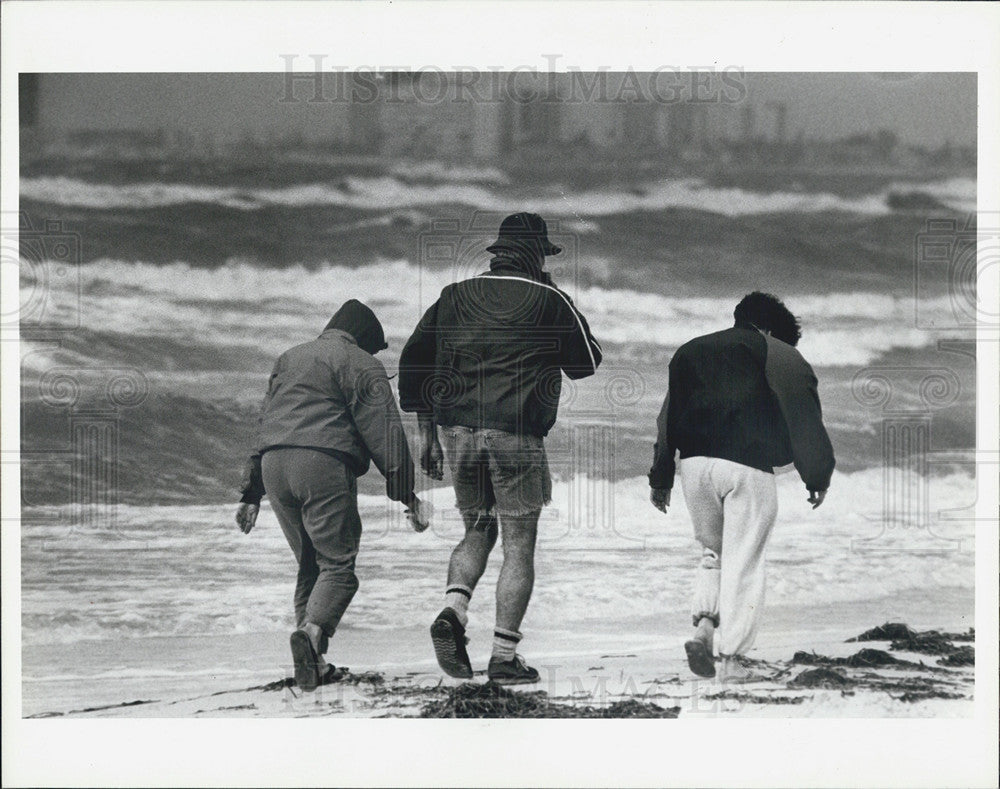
[648,326,835,492]
[239,300,414,505]
[397,251,603,437]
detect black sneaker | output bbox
[684,638,716,678]
[487,654,539,685]
[290,629,321,691]
[430,608,474,679]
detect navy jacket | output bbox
[649,327,835,492]
[398,260,602,437]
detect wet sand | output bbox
[21,590,973,719]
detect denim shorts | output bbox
[440,426,552,518]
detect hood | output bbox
[323,299,388,355]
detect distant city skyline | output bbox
[23,72,976,149]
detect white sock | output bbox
[445,585,472,627]
[492,627,521,661]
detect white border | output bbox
[2,2,998,787]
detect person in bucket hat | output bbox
[399,212,602,685]
[487,211,563,257]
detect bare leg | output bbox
[495,511,540,633]
[446,510,498,591]
[693,616,715,648]
[431,510,497,679]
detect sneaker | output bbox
[430,608,474,679]
[487,654,540,686]
[717,654,765,684]
[684,638,716,678]
[290,629,321,691]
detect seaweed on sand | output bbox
[889,632,976,666]
[788,668,855,689]
[704,690,806,706]
[786,636,971,703]
[792,648,923,669]
[847,623,917,642]
[420,681,680,719]
[937,646,974,667]
[846,622,976,667]
[260,677,295,692]
[25,698,158,718]
[846,648,922,669]
[863,675,968,703]
[259,668,385,693]
[785,666,967,701]
[890,631,955,654]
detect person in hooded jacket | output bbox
[398,212,603,685]
[235,299,431,691]
[649,292,835,683]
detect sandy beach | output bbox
[21,588,973,719]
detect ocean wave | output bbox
[20,174,976,216]
[20,469,975,645]
[20,257,969,368]
[887,177,977,214]
[388,160,509,184]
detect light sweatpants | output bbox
[261,448,362,654]
[678,456,778,657]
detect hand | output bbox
[235,502,259,534]
[650,487,671,513]
[406,497,433,533]
[420,436,444,481]
[807,490,827,509]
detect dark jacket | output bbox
[648,326,835,492]
[398,255,603,437]
[239,301,414,505]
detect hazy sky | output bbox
[33,72,976,147]
[747,73,976,145]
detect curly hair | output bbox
[733,292,802,346]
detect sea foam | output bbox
[20,468,975,645]
[20,257,970,367]
[19,174,976,216]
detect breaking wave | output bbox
[19,257,968,368]
[20,174,976,217]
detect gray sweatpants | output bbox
[261,448,362,652]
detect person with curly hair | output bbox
[649,292,834,683]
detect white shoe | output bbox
[718,654,765,684]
